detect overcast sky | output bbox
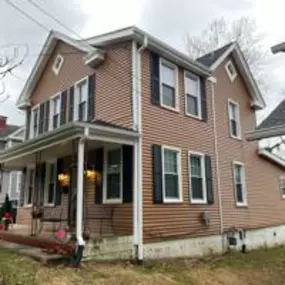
[1,0,285,126]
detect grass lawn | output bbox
[1,246,285,284]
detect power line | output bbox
[27,0,83,39]
[4,0,50,33]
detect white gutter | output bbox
[258,147,285,168]
[133,35,147,264]
[209,76,224,252]
[245,124,285,141]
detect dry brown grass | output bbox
[1,246,285,284]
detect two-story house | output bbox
[0,27,284,264]
[0,116,23,208]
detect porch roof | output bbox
[0,121,138,169]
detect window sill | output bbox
[44,203,55,208]
[160,104,180,113]
[23,204,32,208]
[191,199,207,205]
[185,112,202,121]
[236,203,248,208]
[103,199,123,205]
[230,134,242,141]
[163,199,183,204]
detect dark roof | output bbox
[0,125,20,139]
[257,100,285,130]
[196,42,234,67]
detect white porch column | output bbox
[76,138,85,246]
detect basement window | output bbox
[225,60,237,82]
[52,54,64,75]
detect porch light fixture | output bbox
[84,169,101,182]
[58,173,70,187]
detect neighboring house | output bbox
[0,116,23,205]
[0,26,284,262]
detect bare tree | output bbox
[0,45,28,102]
[186,17,267,88]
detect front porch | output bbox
[0,121,139,263]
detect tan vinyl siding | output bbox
[141,49,220,243]
[214,55,285,232]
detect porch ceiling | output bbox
[0,121,139,170]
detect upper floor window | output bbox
[185,73,201,118]
[162,146,182,203]
[160,59,178,111]
[280,175,285,199]
[228,100,241,139]
[104,148,122,203]
[52,54,64,75]
[233,162,247,206]
[188,152,206,204]
[75,78,88,121]
[50,94,61,130]
[31,107,39,138]
[225,60,237,82]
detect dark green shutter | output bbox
[200,77,207,121]
[152,145,163,204]
[94,148,104,204]
[87,73,95,121]
[205,155,214,204]
[44,101,50,132]
[38,103,45,135]
[68,86,74,122]
[150,52,160,105]
[60,90,67,125]
[123,145,133,203]
[55,158,64,205]
[25,109,31,140]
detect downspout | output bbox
[210,77,225,252]
[72,128,88,267]
[134,35,148,264]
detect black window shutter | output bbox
[44,101,50,132]
[19,168,27,206]
[205,155,214,204]
[39,163,46,206]
[25,109,31,140]
[150,52,160,105]
[55,158,64,205]
[94,148,104,204]
[38,103,45,135]
[152,144,163,204]
[123,145,133,203]
[200,77,207,121]
[60,90,67,125]
[87,73,96,122]
[68,86,74,122]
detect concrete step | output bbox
[0,240,68,264]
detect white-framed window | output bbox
[103,147,123,203]
[50,94,61,130]
[280,175,285,199]
[233,162,247,206]
[25,168,35,206]
[31,106,39,139]
[160,59,179,111]
[225,60,237,82]
[44,162,57,205]
[162,146,182,203]
[185,72,201,118]
[228,100,241,139]
[74,77,88,121]
[188,151,207,204]
[52,54,64,75]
